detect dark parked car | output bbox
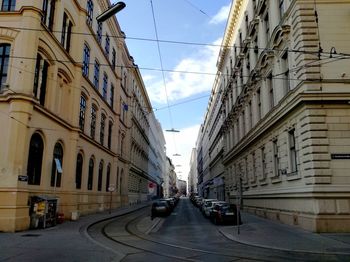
[210,204,242,225]
[151,200,171,218]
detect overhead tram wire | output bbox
[1,25,350,58]
[150,0,181,156]
[181,0,210,18]
[2,56,348,134]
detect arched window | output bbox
[88,157,94,190]
[97,160,103,191]
[50,142,63,187]
[75,153,83,189]
[27,133,44,185]
[106,164,111,192]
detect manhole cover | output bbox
[21,234,41,237]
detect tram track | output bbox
[87,202,346,262]
[88,207,284,261]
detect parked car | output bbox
[151,200,171,218]
[210,203,242,225]
[195,197,203,207]
[200,199,217,214]
[203,200,227,217]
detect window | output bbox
[102,73,108,99]
[0,44,10,90]
[98,161,103,191]
[106,164,111,192]
[112,48,116,69]
[88,157,94,190]
[120,134,124,156]
[267,74,274,109]
[61,12,73,53]
[251,152,256,181]
[279,0,285,20]
[33,54,49,106]
[90,105,97,139]
[289,129,298,172]
[282,51,290,92]
[108,121,113,150]
[264,12,270,37]
[50,142,63,187]
[100,114,106,145]
[82,43,90,77]
[75,153,83,189]
[96,21,102,44]
[261,146,266,179]
[110,83,114,108]
[93,60,100,89]
[273,139,279,176]
[79,95,86,131]
[122,71,127,89]
[120,100,126,122]
[1,0,15,11]
[248,100,252,129]
[105,34,110,56]
[27,133,44,185]
[257,88,261,120]
[86,0,93,27]
[42,0,56,31]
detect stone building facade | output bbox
[200,0,350,232]
[0,0,165,232]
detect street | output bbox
[1,198,350,261]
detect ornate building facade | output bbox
[199,0,350,232]
[0,0,165,232]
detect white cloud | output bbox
[209,4,231,25]
[144,38,222,104]
[164,124,200,181]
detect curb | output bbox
[218,228,350,256]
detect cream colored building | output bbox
[0,0,165,232]
[188,148,198,194]
[199,0,350,232]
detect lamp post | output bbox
[96,2,126,23]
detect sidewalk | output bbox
[219,212,350,255]
[0,203,152,262]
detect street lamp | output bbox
[96,2,126,23]
[165,128,180,133]
[173,153,181,156]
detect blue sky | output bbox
[115,0,231,179]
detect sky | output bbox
[115,0,231,180]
